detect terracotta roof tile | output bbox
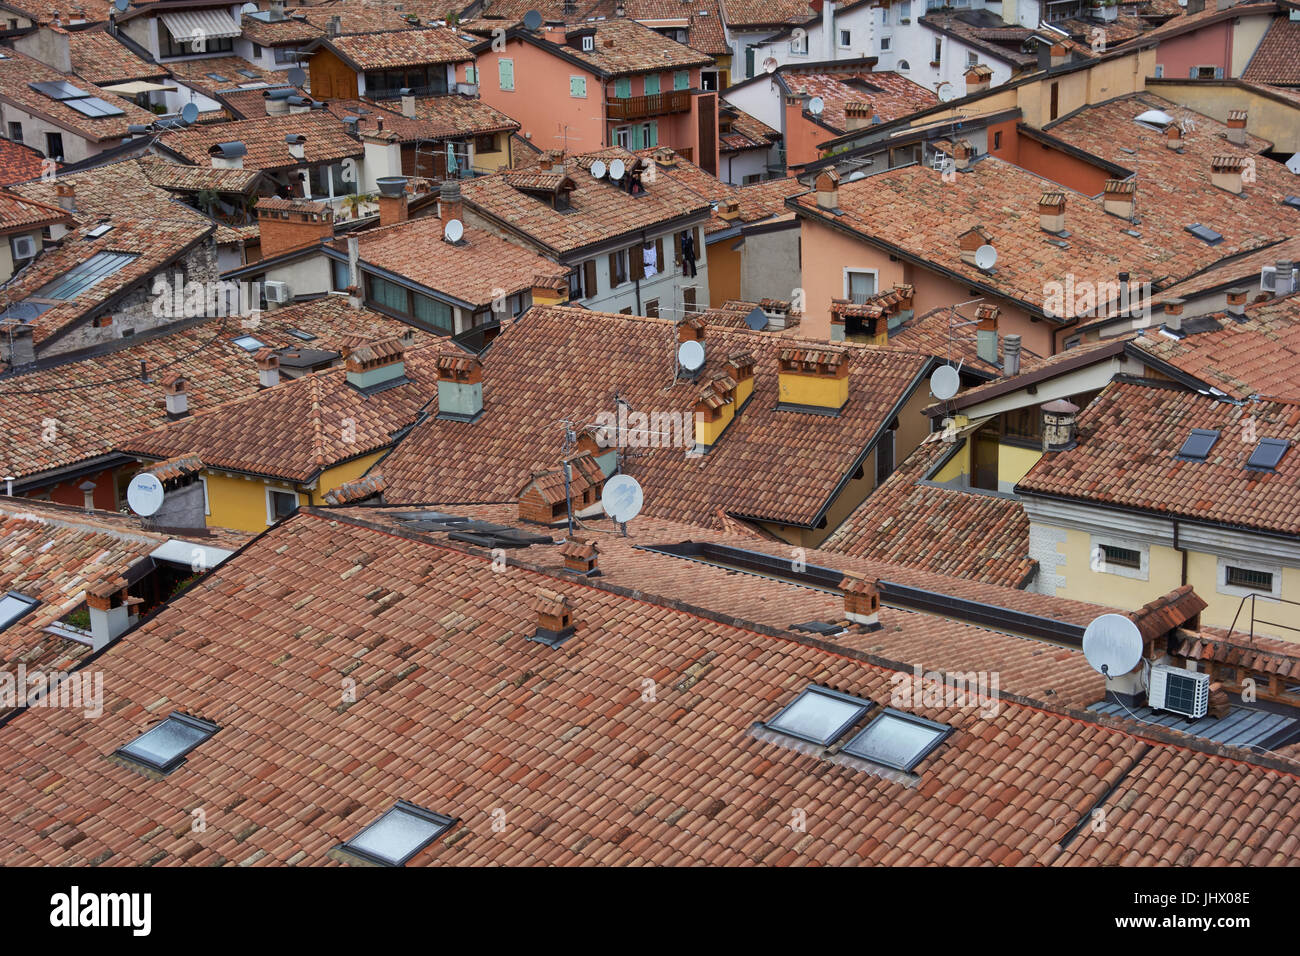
[67,26,166,85]
[160,111,362,172]
[781,69,938,131]
[313,26,476,70]
[0,188,73,234]
[1242,15,1300,86]
[0,140,55,188]
[0,49,158,142]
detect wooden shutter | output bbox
[583,260,597,297]
[654,237,664,273]
[674,230,682,265]
[609,251,619,286]
[570,76,585,97]
[683,286,696,308]
[645,73,660,95]
[630,245,644,281]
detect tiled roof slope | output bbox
[1154,236,1300,302]
[515,18,713,75]
[0,49,158,142]
[720,0,812,28]
[159,111,362,172]
[323,95,520,143]
[0,298,430,483]
[339,215,568,306]
[0,140,55,187]
[1,507,1298,865]
[0,189,73,234]
[632,148,806,235]
[66,26,166,85]
[460,148,712,254]
[1241,16,1300,86]
[240,12,326,46]
[376,305,933,528]
[887,304,1045,377]
[316,26,477,69]
[821,437,1036,588]
[121,346,444,482]
[1129,295,1300,402]
[781,70,939,131]
[138,157,264,195]
[1016,380,1300,535]
[721,104,780,153]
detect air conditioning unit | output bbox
[264,280,291,304]
[1147,664,1210,718]
[11,235,36,261]
[1260,265,1298,294]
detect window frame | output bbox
[116,711,219,774]
[498,57,514,91]
[839,29,852,48]
[266,487,299,525]
[342,801,455,866]
[765,685,874,746]
[1218,556,1281,600]
[0,591,39,632]
[570,75,587,98]
[1089,534,1149,580]
[841,708,953,772]
[843,267,878,304]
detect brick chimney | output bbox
[815,168,839,210]
[1038,191,1065,233]
[162,372,189,418]
[345,337,407,392]
[975,303,999,366]
[439,179,463,226]
[560,536,599,576]
[1225,286,1248,319]
[964,63,991,95]
[716,197,740,221]
[777,346,849,413]
[1165,122,1183,151]
[840,573,881,630]
[957,226,991,267]
[1003,334,1022,376]
[1163,297,1184,332]
[952,139,975,171]
[55,181,76,213]
[844,100,873,131]
[678,314,705,344]
[1225,109,1247,145]
[1210,155,1245,195]
[1102,179,1135,219]
[255,198,334,259]
[255,348,280,388]
[435,354,484,421]
[531,589,575,645]
[725,350,756,408]
[1050,42,1067,68]
[1041,398,1079,451]
[85,575,140,650]
[377,178,409,226]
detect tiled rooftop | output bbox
[781,69,939,131]
[509,17,713,75]
[0,140,54,188]
[1017,379,1300,535]
[314,26,477,70]
[0,49,158,142]
[719,0,812,28]
[0,505,1297,865]
[1242,16,1300,86]
[159,110,363,171]
[66,26,166,85]
[0,188,73,234]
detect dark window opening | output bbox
[1226,566,1273,591]
[1100,544,1141,569]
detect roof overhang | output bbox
[160,9,242,41]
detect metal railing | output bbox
[1225,591,1300,644]
[606,90,691,121]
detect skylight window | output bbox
[85,223,113,239]
[841,709,953,772]
[1134,108,1173,129]
[1176,428,1219,462]
[1246,437,1289,472]
[1185,223,1223,245]
[285,328,317,341]
[237,69,260,78]
[28,81,124,117]
[116,712,219,773]
[232,334,266,351]
[35,251,138,300]
[343,801,453,866]
[0,592,39,632]
[206,72,231,82]
[766,685,874,746]
[1284,196,1300,210]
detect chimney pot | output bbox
[79,480,96,512]
[1041,399,1079,451]
[254,348,280,388]
[1038,191,1066,233]
[839,573,881,630]
[1003,334,1021,376]
[1163,297,1185,331]
[815,168,839,210]
[162,373,189,418]
[439,179,463,226]
[1102,179,1136,219]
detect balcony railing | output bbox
[606,90,692,121]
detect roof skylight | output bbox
[1185,223,1223,245]
[766,686,873,746]
[343,801,453,866]
[34,251,138,300]
[1246,438,1289,472]
[206,72,231,82]
[28,81,124,117]
[116,712,219,773]
[232,334,266,351]
[285,328,317,341]
[0,592,39,632]
[841,709,953,772]
[1176,428,1219,462]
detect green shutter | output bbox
[630,123,643,149]
[647,121,658,147]
[674,70,688,90]
[570,76,586,97]
[615,77,630,98]
[644,74,660,95]
[499,58,514,90]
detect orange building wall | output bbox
[476,37,606,154]
[798,216,1058,356]
[1009,129,1114,196]
[26,465,122,511]
[783,100,835,170]
[707,239,741,304]
[309,48,359,100]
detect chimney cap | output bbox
[284,133,306,145]
[208,141,247,159]
[1041,398,1079,414]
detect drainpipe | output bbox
[1173,517,1187,587]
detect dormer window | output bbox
[582,35,594,51]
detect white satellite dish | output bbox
[601,474,644,524]
[240,1,258,13]
[126,473,165,517]
[608,158,625,180]
[808,96,825,116]
[590,159,607,179]
[180,102,199,125]
[763,56,778,74]
[929,364,960,400]
[444,218,464,243]
[677,339,705,372]
[937,83,957,103]
[1083,613,1144,677]
[974,244,998,271]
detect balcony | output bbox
[606,90,692,121]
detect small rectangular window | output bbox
[847,270,875,304]
[7,121,21,143]
[841,709,952,772]
[582,35,594,51]
[45,131,64,161]
[766,686,874,746]
[1100,544,1141,569]
[0,592,39,631]
[1226,566,1273,591]
[117,712,218,774]
[839,29,851,47]
[993,130,1002,150]
[880,36,891,51]
[344,802,454,866]
[1246,438,1288,471]
[570,75,586,98]
[1176,429,1219,461]
[645,298,659,318]
[268,489,298,522]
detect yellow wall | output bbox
[998,443,1042,488]
[473,133,512,174]
[777,371,848,409]
[200,452,385,532]
[931,439,970,483]
[1049,526,1300,643]
[1147,81,1300,152]
[707,239,741,305]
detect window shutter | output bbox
[645,73,660,95]
[571,76,585,97]
[1215,66,1224,79]
[674,70,688,90]
[647,121,658,147]
[584,260,597,296]
[692,227,702,258]
[615,77,630,98]
[500,58,514,90]
[674,231,683,265]
[608,251,619,286]
[655,237,664,272]
[630,246,644,281]
[630,124,643,150]
[1189,67,1197,78]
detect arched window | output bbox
[897,59,910,71]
